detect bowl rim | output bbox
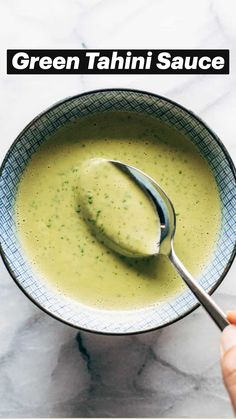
[0,87,236,335]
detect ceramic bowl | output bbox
[0,89,235,334]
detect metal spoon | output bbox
[106,159,229,331]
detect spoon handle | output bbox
[169,248,229,331]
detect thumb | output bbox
[221,325,236,414]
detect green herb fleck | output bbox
[87,195,93,205]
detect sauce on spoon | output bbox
[78,158,161,257]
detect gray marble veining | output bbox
[0,0,236,417]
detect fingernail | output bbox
[221,325,236,354]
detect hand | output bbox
[221,311,236,414]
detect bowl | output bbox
[0,89,235,334]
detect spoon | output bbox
[111,160,230,331]
[79,158,229,331]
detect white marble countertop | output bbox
[0,0,236,417]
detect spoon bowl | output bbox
[109,159,176,257]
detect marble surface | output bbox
[0,0,236,417]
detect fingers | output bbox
[221,325,236,414]
[227,311,236,325]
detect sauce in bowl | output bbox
[15,112,221,310]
